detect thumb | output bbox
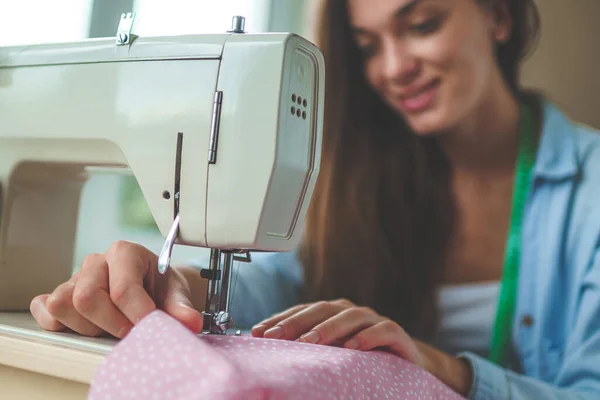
[161,274,204,334]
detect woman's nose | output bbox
[381,41,419,83]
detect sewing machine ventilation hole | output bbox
[290,93,308,120]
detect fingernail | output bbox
[117,326,131,339]
[264,326,284,339]
[251,323,267,334]
[252,323,267,331]
[345,338,360,349]
[299,330,320,344]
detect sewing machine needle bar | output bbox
[205,249,221,313]
[219,252,234,313]
[157,214,180,275]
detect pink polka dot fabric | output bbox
[89,310,465,400]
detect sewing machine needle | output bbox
[158,214,180,275]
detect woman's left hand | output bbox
[250,298,424,367]
[251,299,474,396]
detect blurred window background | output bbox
[0,0,94,46]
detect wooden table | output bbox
[0,312,116,400]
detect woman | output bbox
[30,0,600,398]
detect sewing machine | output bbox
[0,14,324,399]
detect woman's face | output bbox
[347,0,512,135]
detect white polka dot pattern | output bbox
[88,310,465,400]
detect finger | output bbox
[73,254,135,338]
[30,294,67,332]
[263,301,347,341]
[31,271,80,332]
[250,303,311,337]
[45,278,105,337]
[251,299,355,337]
[297,307,381,346]
[158,269,203,334]
[344,320,421,364]
[106,241,157,325]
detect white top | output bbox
[431,281,501,358]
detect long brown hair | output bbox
[297,0,540,340]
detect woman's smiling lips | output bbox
[392,79,441,113]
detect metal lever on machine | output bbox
[199,249,252,335]
[200,250,233,334]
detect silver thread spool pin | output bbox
[228,16,246,33]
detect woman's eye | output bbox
[357,43,377,58]
[360,46,375,58]
[410,18,441,34]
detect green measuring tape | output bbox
[488,100,538,367]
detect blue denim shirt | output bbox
[223,99,600,399]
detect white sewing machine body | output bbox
[0,15,324,399]
[0,24,324,310]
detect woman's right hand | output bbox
[30,240,204,339]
